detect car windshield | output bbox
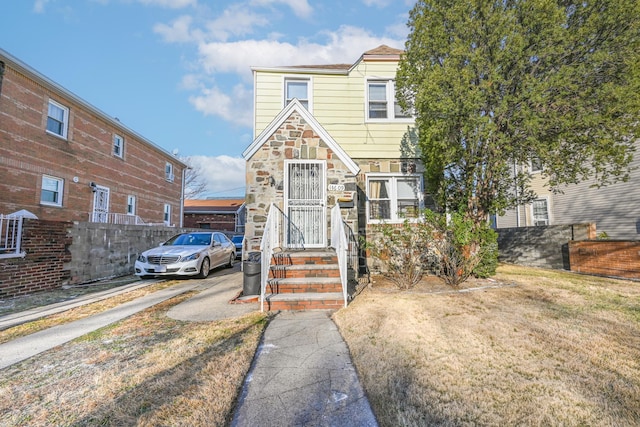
[166,233,211,246]
[231,236,243,243]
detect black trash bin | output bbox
[243,252,261,296]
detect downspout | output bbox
[179,166,188,228]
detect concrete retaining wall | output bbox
[497,223,596,270]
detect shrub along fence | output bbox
[0,219,193,298]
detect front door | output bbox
[284,161,326,248]
[91,185,110,223]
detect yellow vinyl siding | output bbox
[254,59,413,160]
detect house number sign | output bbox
[328,184,345,191]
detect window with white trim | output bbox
[366,79,411,121]
[41,175,64,206]
[532,198,549,226]
[163,203,171,225]
[530,157,543,173]
[366,174,423,223]
[126,195,136,215]
[165,162,174,182]
[113,134,124,158]
[284,77,311,110]
[46,100,69,138]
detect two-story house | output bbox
[242,45,426,310]
[0,48,187,226]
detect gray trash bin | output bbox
[243,252,261,296]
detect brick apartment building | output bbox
[0,48,187,226]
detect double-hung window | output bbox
[532,198,550,226]
[367,174,423,223]
[163,204,171,225]
[113,134,124,158]
[41,175,64,207]
[46,100,69,138]
[366,79,411,121]
[165,163,174,182]
[284,77,311,110]
[127,195,136,215]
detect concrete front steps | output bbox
[263,249,345,311]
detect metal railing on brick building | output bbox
[0,214,26,259]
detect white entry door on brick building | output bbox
[284,161,326,248]
[91,185,110,223]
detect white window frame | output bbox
[366,173,424,223]
[365,79,412,122]
[283,76,312,112]
[46,99,69,139]
[529,157,543,173]
[163,203,171,225]
[113,134,124,158]
[531,197,550,226]
[40,175,64,207]
[126,195,136,215]
[165,162,174,182]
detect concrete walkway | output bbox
[232,311,378,427]
[0,270,378,425]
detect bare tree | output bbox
[181,156,208,200]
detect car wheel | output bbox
[227,252,235,268]
[197,257,211,279]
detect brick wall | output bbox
[0,219,195,298]
[0,219,72,298]
[569,240,640,280]
[183,213,236,231]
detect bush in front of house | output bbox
[366,210,498,289]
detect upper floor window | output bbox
[366,80,411,121]
[127,195,136,215]
[165,162,174,182]
[46,100,69,138]
[530,157,543,173]
[284,77,311,110]
[366,174,423,223]
[41,175,63,207]
[113,134,124,158]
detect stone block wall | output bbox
[245,111,358,251]
[497,223,596,270]
[0,219,194,298]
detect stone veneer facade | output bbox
[245,111,358,252]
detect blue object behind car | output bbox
[231,235,244,259]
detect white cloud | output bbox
[197,25,403,78]
[204,4,270,42]
[138,0,197,8]
[362,0,392,6]
[186,155,246,197]
[33,0,50,13]
[154,15,197,43]
[189,84,253,127]
[249,0,312,18]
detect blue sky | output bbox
[2,0,414,197]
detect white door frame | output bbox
[92,185,110,223]
[283,160,327,248]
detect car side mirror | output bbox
[213,241,221,247]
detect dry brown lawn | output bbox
[334,264,640,427]
[0,293,268,426]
